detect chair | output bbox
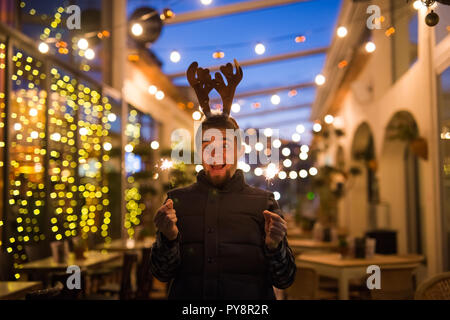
[50,271,87,300]
[24,241,51,262]
[25,282,64,300]
[370,265,416,300]
[415,271,450,300]
[284,267,319,300]
[96,252,138,300]
[0,250,14,281]
[135,248,154,299]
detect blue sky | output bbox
[129,0,342,141]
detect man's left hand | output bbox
[263,210,287,250]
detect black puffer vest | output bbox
[166,169,279,300]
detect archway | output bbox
[379,111,423,254]
[348,123,378,237]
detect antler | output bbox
[213,59,243,116]
[186,62,214,117]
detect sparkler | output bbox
[157,158,174,171]
[264,163,280,183]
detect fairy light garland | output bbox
[124,109,145,239]
[0,43,6,248]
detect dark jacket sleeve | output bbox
[149,196,181,282]
[263,193,297,289]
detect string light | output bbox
[365,41,376,53]
[213,51,225,59]
[289,171,298,179]
[231,103,240,113]
[299,169,308,178]
[255,43,265,55]
[77,38,89,50]
[38,42,49,53]
[282,147,291,157]
[337,26,348,38]
[272,139,281,149]
[150,140,159,150]
[254,167,263,176]
[413,1,425,10]
[295,36,306,43]
[296,124,305,134]
[273,192,281,201]
[324,114,334,124]
[300,145,309,153]
[338,60,348,68]
[292,133,301,142]
[288,90,298,97]
[299,152,308,160]
[161,8,175,20]
[313,123,322,132]
[103,142,112,151]
[278,171,287,179]
[131,23,143,36]
[255,142,264,152]
[170,50,181,63]
[85,49,95,60]
[315,74,326,86]
[155,90,165,100]
[283,159,292,168]
[125,144,134,153]
[107,113,117,122]
[309,167,318,176]
[270,94,281,105]
[192,111,202,120]
[264,128,273,137]
[148,85,157,95]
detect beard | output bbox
[205,167,233,188]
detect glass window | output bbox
[7,48,47,272]
[103,95,122,240]
[47,68,79,242]
[438,66,450,271]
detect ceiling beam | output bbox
[168,47,328,79]
[164,0,310,25]
[210,81,315,104]
[234,103,311,119]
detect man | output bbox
[149,60,296,300]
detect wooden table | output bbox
[296,253,424,300]
[96,237,155,252]
[288,238,338,253]
[19,250,122,273]
[0,281,42,300]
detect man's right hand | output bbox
[154,199,178,241]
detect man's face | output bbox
[201,128,239,187]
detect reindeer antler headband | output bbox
[186,59,243,118]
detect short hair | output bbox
[194,114,242,151]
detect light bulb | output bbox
[131,23,143,36]
[337,26,348,38]
[255,43,265,55]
